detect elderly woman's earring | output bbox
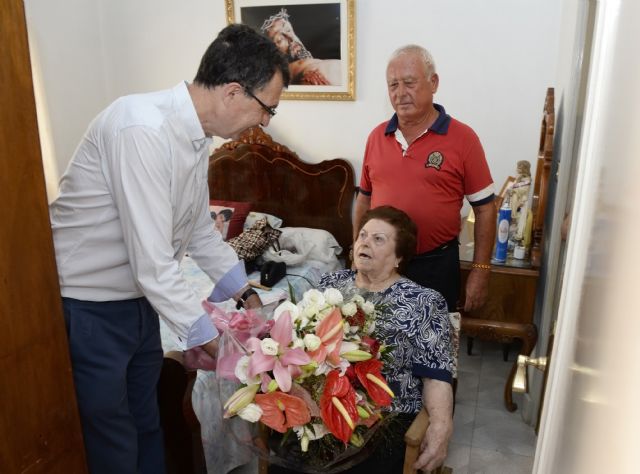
[395,260,400,268]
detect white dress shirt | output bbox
[50,82,244,348]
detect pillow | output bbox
[243,211,283,232]
[209,200,251,240]
[263,227,342,265]
[227,218,282,262]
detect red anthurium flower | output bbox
[354,359,393,407]
[320,370,358,443]
[254,391,311,433]
[308,307,344,366]
[361,335,381,357]
[344,364,357,384]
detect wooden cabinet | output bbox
[460,260,539,411]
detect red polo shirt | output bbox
[359,105,494,253]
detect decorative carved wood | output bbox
[531,88,555,268]
[209,127,356,255]
[220,126,300,159]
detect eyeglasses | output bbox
[243,87,277,117]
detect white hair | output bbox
[389,44,436,77]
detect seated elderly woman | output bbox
[271,205,454,473]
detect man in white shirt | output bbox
[49,24,289,474]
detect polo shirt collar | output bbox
[384,103,451,135]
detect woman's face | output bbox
[353,218,399,276]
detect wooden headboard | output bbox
[208,127,356,255]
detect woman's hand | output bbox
[414,417,453,471]
[414,378,454,471]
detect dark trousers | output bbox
[63,297,166,474]
[405,239,460,311]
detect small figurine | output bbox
[509,160,531,220]
[507,160,532,254]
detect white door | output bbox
[534,0,640,472]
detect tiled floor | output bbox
[445,337,537,474]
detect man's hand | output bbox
[413,419,453,472]
[244,292,262,310]
[201,338,219,361]
[464,267,490,311]
[183,338,218,371]
[233,285,263,310]
[465,200,496,312]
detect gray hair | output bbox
[389,44,436,78]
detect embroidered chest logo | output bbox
[425,151,444,170]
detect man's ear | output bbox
[221,82,244,106]
[430,73,440,94]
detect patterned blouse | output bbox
[318,270,453,414]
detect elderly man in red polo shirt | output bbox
[354,44,496,313]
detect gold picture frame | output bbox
[225,0,355,101]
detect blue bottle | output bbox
[494,201,511,263]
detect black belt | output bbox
[417,238,459,257]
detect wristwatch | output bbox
[236,288,258,309]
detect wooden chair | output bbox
[403,311,459,474]
[404,408,453,474]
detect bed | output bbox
[158,127,356,474]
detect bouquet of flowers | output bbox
[210,287,395,472]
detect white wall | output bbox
[24,0,109,189]
[25,0,563,200]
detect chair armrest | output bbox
[403,408,430,474]
[403,408,452,474]
[405,407,430,447]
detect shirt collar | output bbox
[172,81,210,152]
[384,103,451,136]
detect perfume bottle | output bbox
[494,200,511,263]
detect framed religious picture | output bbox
[225,0,355,101]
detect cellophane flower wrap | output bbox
[209,288,395,473]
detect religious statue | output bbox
[509,161,532,219]
[507,160,532,253]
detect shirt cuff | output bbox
[208,260,248,302]
[186,312,219,349]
